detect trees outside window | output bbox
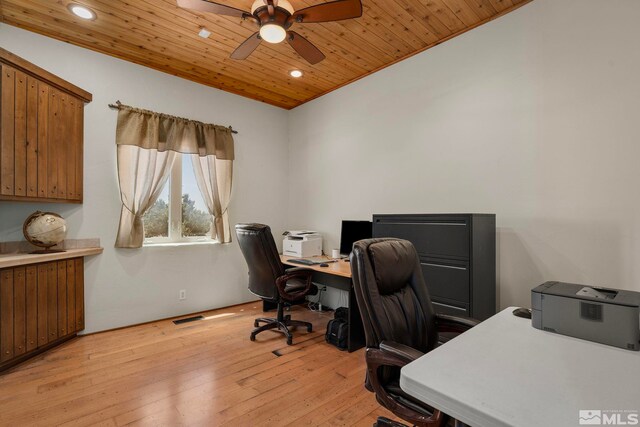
[142,154,212,244]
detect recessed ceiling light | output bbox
[289,70,303,78]
[67,3,96,20]
[198,28,212,39]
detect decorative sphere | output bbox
[23,211,67,249]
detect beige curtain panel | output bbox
[114,104,235,248]
[190,155,233,243]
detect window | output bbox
[143,155,213,244]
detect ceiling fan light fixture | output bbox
[260,24,286,44]
[289,70,303,78]
[67,3,96,20]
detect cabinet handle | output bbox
[423,262,467,271]
[433,301,467,312]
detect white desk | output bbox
[400,307,640,427]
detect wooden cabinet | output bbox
[0,48,91,203]
[0,258,84,371]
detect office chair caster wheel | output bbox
[285,314,291,322]
[307,325,312,332]
[250,334,256,341]
[287,337,293,345]
[254,320,259,327]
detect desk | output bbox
[280,255,365,352]
[400,307,640,427]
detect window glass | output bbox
[143,180,169,239]
[181,156,211,237]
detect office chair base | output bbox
[250,317,312,345]
[374,417,407,427]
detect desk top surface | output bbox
[280,255,352,279]
[400,307,640,427]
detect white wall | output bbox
[288,0,640,309]
[2,0,639,330]
[0,24,290,333]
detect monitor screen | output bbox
[340,220,372,255]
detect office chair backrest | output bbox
[351,238,439,353]
[235,223,285,301]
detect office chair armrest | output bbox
[379,341,424,364]
[365,346,445,426]
[435,313,480,334]
[284,267,312,274]
[275,269,313,302]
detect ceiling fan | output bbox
[177,0,363,65]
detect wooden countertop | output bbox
[280,254,352,279]
[0,247,103,269]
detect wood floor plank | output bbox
[0,302,400,426]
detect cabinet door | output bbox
[47,262,58,342]
[13,267,26,357]
[37,264,49,347]
[37,83,49,198]
[0,269,14,362]
[373,218,470,259]
[57,261,67,337]
[421,258,470,303]
[47,89,60,199]
[56,92,68,200]
[26,266,38,352]
[14,71,27,197]
[1,65,15,196]
[74,101,83,201]
[26,77,38,198]
[75,258,84,330]
[66,98,76,200]
[66,260,76,333]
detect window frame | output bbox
[143,154,214,246]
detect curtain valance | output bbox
[114,103,235,160]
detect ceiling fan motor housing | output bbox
[253,4,293,30]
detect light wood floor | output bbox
[0,302,399,426]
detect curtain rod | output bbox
[107,101,238,134]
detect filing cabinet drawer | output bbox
[421,258,470,303]
[432,299,470,317]
[373,219,469,259]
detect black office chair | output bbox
[350,238,479,427]
[235,223,318,345]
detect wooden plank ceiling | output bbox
[0,0,532,109]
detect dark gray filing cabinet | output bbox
[372,214,496,320]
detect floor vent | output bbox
[173,315,204,325]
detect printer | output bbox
[532,281,640,351]
[282,231,322,258]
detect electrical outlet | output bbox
[179,289,186,300]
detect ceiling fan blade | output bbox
[177,0,249,18]
[292,0,362,23]
[287,31,326,64]
[231,32,262,60]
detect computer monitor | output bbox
[339,220,372,256]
